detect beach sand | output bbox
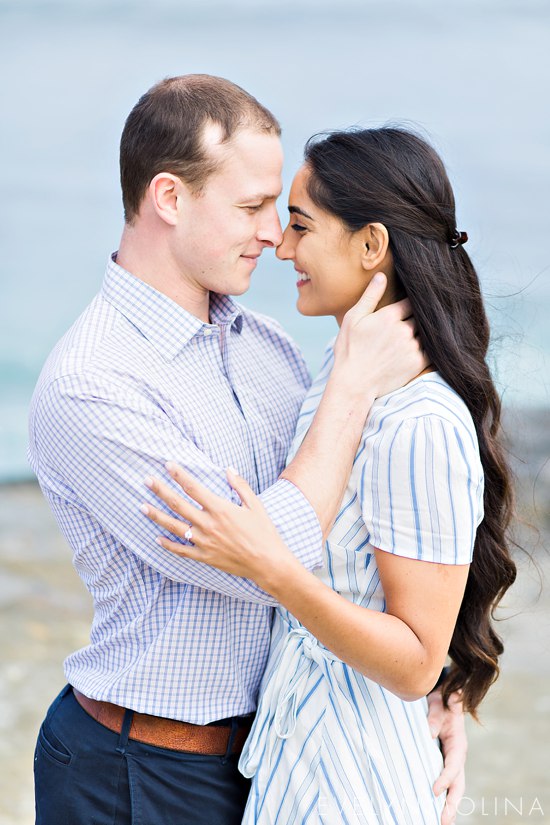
[1,409,549,824]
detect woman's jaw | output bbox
[278,165,396,325]
[293,248,398,326]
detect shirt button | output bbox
[203,328,215,336]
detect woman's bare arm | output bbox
[142,465,468,700]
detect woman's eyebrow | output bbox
[288,205,314,220]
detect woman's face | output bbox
[276,165,383,325]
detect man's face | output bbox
[173,127,284,296]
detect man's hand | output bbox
[427,689,467,825]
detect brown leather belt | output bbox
[73,689,252,755]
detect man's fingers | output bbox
[440,771,465,825]
[433,743,464,796]
[426,690,444,738]
[433,765,454,797]
[441,798,458,825]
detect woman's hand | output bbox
[141,463,299,590]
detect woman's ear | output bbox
[361,223,390,272]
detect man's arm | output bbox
[32,373,319,605]
[33,277,424,604]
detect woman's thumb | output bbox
[342,273,387,327]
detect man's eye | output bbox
[244,204,262,212]
[291,222,307,233]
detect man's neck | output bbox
[117,228,210,323]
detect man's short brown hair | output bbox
[120,74,281,224]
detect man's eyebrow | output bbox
[237,191,282,202]
[288,205,314,221]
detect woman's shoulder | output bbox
[358,373,484,565]
[367,372,476,428]
[363,372,480,458]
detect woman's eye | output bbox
[291,222,307,233]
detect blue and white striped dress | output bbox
[239,341,484,824]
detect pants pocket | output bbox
[36,720,73,766]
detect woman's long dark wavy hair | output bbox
[304,127,517,715]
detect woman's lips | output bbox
[295,268,311,288]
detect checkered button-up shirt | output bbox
[28,255,323,723]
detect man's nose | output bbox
[258,208,283,248]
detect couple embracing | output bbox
[29,74,515,825]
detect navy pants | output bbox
[34,685,251,825]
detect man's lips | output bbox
[241,254,261,268]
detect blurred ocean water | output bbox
[1,0,549,481]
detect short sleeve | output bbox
[358,415,484,565]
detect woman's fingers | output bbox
[374,296,413,322]
[141,502,193,539]
[144,473,203,524]
[157,531,237,577]
[226,467,256,508]
[392,296,413,320]
[157,534,205,562]
[165,462,220,510]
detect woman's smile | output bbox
[295,266,311,288]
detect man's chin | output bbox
[227,271,253,296]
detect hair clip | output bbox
[450,230,468,248]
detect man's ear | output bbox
[360,223,390,272]
[147,173,182,226]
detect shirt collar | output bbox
[101,254,243,361]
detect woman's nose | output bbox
[276,227,295,261]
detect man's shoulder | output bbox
[32,293,144,402]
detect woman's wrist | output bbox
[257,548,307,600]
[325,367,377,411]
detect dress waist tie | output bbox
[239,626,395,825]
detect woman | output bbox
[143,128,516,823]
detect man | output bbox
[29,75,465,824]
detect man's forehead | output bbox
[201,121,282,161]
[202,126,283,199]
[201,121,227,155]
